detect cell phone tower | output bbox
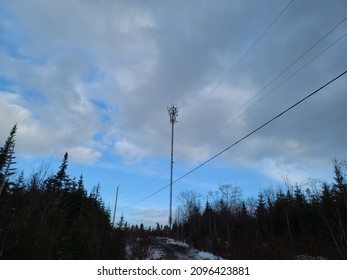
[167,105,178,230]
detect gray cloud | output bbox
[0,0,346,180]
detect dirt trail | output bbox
[150,238,197,260]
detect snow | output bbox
[141,237,326,260]
[196,250,223,260]
[165,238,190,249]
[147,237,224,260]
[147,247,165,260]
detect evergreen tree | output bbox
[332,159,347,211]
[77,174,87,197]
[55,152,71,190]
[202,200,214,240]
[0,124,17,196]
[10,170,25,195]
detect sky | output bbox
[0,0,347,227]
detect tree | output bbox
[177,191,201,242]
[255,192,268,241]
[55,152,71,190]
[217,184,243,244]
[117,215,128,230]
[10,170,25,195]
[177,191,201,222]
[0,124,17,196]
[202,200,214,241]
[332,159,347,211]
[77,174,87,197]
[218,184,243,213]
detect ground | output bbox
[147,237,223,260]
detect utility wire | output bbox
[189,21,347,155]
[116,1,295,205]
[183,0,294,109]
[120,27,347,209]
[126,70,347,207]
[120,4,345,208]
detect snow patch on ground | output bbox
[196,250,224,260]
[166,238,190,249]
[148,237,327,260]
[147,247,165,260]
[147,237,223,260]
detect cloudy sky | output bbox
[1,0,347,227]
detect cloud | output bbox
[114,139,149,164]
[68,147,101,164]
[0,89,100,162]
[255,157,313,183]
[1,0,347,184]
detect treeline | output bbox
[0,125,127,259]
[3,124,347,260]
[173,161,347,259]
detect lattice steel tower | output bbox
[167,105,178,230]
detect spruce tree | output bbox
[55,152,71,190]
[0,124,17,196]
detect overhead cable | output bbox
[126,70,347,207]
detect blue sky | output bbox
[1,0,347,227]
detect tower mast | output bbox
[167,105,178,230]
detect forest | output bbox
[172,163,347,259]
[0,125,128,259]
[1,125,347,259]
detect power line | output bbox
[127,70,347,207]
[182,0,294,109]
[102,134,172,204]
[119,4,345,209]
[119,38,347,211]
[188,21,347,155]
[112,1,295,206]
[173,70,347,182]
